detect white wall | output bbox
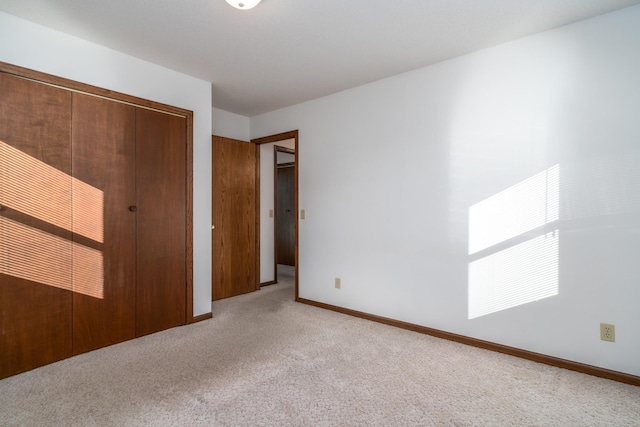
[251,6,640,376]
[259,139,295,283]
[0,11,213,317]
[212,107,250,141]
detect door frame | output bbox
[274,145,296,281]
[252,130,299,300]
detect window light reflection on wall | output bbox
[468,231,559,319]
[468,165,560,319]
[469,165,559,255]
[0,140,105,299]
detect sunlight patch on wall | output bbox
[468,165,560,319]
[73,179,104,243]
[0,140,103,243]
[469,165,559,254]
[73,243,104,299]
[0,140,72,231]
[468,232,558,319]
[0,216,72,289]
[0,140,104,299]
[0,217,104,298]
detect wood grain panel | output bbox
[71,93,137,354]
[0,275,74,378]
[0,73,73,379]
[135,108,187,336]
[212,136,257,300]
[0,74,72,174]
[1,63,195,376]
[0,62,191,119]
[185,116,195,323]
[276,165,295,266]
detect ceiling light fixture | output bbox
[225,0,262,10]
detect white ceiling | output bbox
[1,0,639,116]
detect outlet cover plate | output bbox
[600,323,615,342]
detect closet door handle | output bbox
[129,206,137,212]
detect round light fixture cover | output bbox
[225,0,262,10]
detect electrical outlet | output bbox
[600,323,615,342]
[335,278,341,289]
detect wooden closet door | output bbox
[0,73,73,378]
[135,108,186,336]
[71,93,137,354]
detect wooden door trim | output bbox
[251,130,299,300]
[272,146,279,284]
[185,114,195,323]
[275,146,295,154]
[273,145,296,284]
[255,142,261,291]
[1,61,195,324]
[0,62,190,118]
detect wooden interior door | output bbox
[211,135,257,300]
[135,108,187,336]
[0,73,73,378]
[276,165,295,266]
[71,93,137,354]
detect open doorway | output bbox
[252,131,299,300]
[275,146,295,282]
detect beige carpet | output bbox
[1,266,639,426]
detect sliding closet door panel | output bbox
[135,108,186,336]
[0,73,73,378]
[71,93,137,355]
